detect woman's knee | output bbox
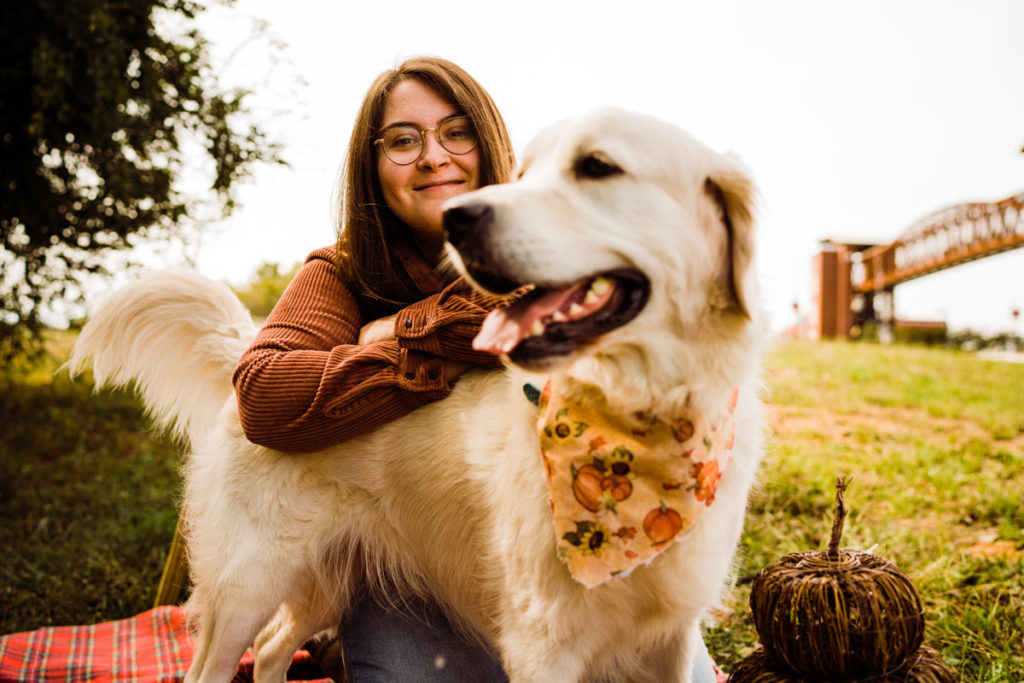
[340,597,507,683]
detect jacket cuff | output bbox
[396,347,449,392]
[394,304,445,354]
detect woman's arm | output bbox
[392,276,513,366]
[232,249,505,453]
[358,312,474,384]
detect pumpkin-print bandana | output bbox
[535,382,738,588]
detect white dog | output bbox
[70,108,764,683]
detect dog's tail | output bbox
[67,271,256,444]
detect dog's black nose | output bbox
[443,202,494,248]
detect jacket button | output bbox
[427,369,439,380]
[404,372,415,380]
[404,318,413,329]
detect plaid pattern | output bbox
[0,606,729,682]
[0,607,328,682]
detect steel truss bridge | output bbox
[811,190,1024,339]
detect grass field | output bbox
[705,340,1024,681]
[0,334,180,633]
[2,336,1022,680]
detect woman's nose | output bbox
[417,132,449,169]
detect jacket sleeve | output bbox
[392,276,513,367]
[233,250,461,453]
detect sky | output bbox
[129,0,1024,336]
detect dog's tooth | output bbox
[591,277,612,295]
[583,289,599,306]
[568,303,584,318]
[529,320,545,337]
[552,311,568,322]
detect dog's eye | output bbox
[574,153,623,180]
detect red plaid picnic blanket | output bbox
[0,606,328,682]
[0,606,729,682]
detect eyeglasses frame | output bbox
[374,114,479,165]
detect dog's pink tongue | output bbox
[473,308,527,355]
[473,279,602,355]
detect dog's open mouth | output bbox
[473,269,649,364]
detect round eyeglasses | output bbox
[374,115,479,165]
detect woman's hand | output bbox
[359,313,475,384]
[444,360,473,383]
[358,314,397,345]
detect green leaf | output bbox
[612,445,634,461]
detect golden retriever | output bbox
[70,107,764,683]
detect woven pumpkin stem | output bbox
[827,475,849,557]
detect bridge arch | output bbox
[811,190,1024,339]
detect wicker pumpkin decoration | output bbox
[729,646,956,683]
[730,477,955,683]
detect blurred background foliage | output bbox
[1,0,284,360]
[230,260,300,320]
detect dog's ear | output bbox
[704,167,756,319]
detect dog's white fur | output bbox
[70,108,764,683]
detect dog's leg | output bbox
[504,656,585,683]
[637,622,701,683]
[252,592,342,683]
[501,615,702,683]
[500,632,588,683]
[185,596,281,683]
[251,605,300,683]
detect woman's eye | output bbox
[445,126,472,140]
[388,133,419,149]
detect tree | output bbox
[231,261,300,320]
[1,0,282,357]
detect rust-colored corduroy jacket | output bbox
[232,243,507,453]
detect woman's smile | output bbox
[414,178,466,192]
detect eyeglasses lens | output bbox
[381,116,477,164]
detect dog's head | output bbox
[443,107,758,374]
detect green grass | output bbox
[0,333,180,633]
[704,340,1024,680]
[2,336,1022,680]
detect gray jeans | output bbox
[336,596,718,682]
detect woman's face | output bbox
[377,79,481,254]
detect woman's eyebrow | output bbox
[378,121,418,132]
[378,113,465,133]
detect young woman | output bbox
[233,58,515,455]
[232,56,718,683]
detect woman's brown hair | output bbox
[335,57,515,314]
